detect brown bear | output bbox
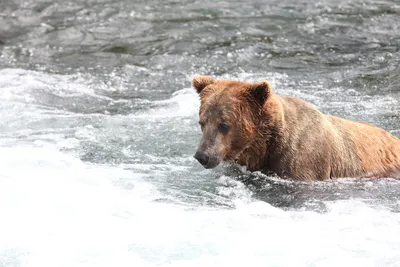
[192,75,400,180]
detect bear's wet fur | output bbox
[192,75,400,180]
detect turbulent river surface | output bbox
[1,0,400,266]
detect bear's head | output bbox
[192,75,273,169]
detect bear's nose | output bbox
[194,151,209,166]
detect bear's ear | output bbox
[192,75,215,94]
[246,80,272,106]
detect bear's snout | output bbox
[194,151,210,167]
[194,151,221,169]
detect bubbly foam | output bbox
[2,146,400,267]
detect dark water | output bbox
[1,0,400,266]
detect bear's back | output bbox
[270,94,400,179]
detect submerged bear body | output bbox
[192,75,400,180]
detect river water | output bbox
[1,0,400,266]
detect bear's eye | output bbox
[199,121,205,131]
[218,123,230,134]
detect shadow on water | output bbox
[218,164,400,213]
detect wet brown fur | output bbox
[192,75,400,181]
